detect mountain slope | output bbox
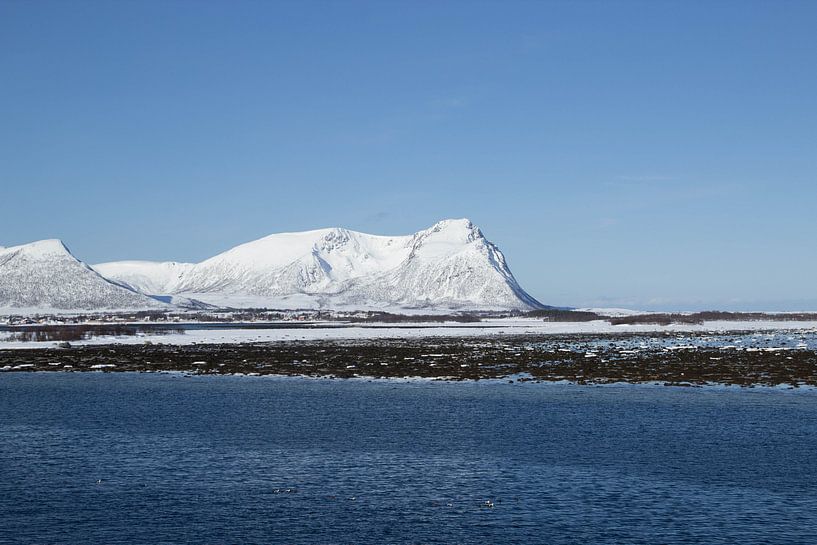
[93,261,195,295]
[94,219,545,311]
[0,240,167,312]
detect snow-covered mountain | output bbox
[94,219,544,311]
[0,240,167,312]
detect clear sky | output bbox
[1,1,815,311]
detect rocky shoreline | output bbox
[2,332,817,387]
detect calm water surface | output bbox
[1,373,816,544]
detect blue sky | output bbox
[1,1,815,310]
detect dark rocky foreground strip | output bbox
[3,333,817,387]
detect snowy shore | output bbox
[2,317,817,349]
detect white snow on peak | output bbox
[5,238,71,258]
[406,218,484,260]
[0,240,167,312]
[198,227,405,273]
[92,219,545,311]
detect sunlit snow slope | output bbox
[0,240,167,312]
[92,261,195,295]
[94,219,545,311]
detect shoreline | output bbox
[2,332,816,387]
[5,369,817,393]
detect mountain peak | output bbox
[0,239,167,312]
[432,218,482,239]
[4,239,72,258]
[411,219,484,252]
[431,217,477,231]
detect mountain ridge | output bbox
[94,219,545,311]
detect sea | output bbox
[1,373,816,544]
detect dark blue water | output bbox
[1,374,816,544]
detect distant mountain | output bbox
[0,240,167,312]
[95,219,545,311]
